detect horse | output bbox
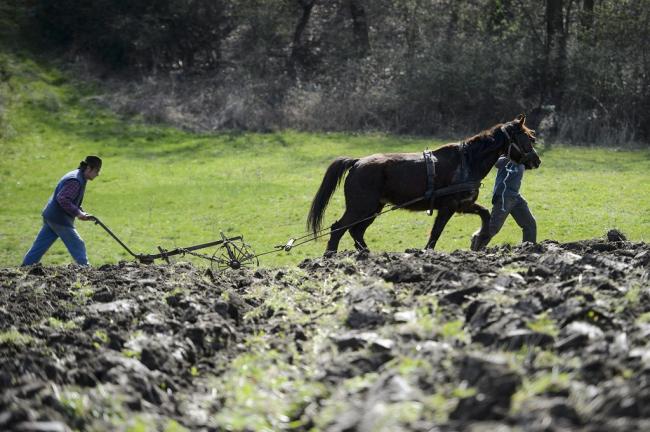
[306,114,541,254]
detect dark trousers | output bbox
[488,194,537,243]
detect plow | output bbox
[91,217,261,272]
[90,199,407,271]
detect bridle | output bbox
[500,123,535,163]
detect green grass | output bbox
[526,313,559,338]
[0,329,35,346]
[1,50,649,268]
[511,371,572,413]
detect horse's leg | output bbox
[325,218,347,255]
[460,203,492,251]
[425,207,455,249]
[349,204,384,251]
[325,206,368,254]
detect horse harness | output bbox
[422,144,482,215]
[500,123,536,163]
[423,149,437,213]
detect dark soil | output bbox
[1,235,650,431]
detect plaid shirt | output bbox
[56,180,83,217]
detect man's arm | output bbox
[494,156,509,170]
[56,180,92,220]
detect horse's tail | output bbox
[307,157,359,236]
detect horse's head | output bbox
[501,114,541,169]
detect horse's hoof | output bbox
[323,250,336,258]
[470,235,480,251]
[471,234,488,251]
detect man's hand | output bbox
[78,212,94,221]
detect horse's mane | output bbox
[435,127,499,151]
[465,124,503,145]
[464,122,536,146]
[435,121,536,154]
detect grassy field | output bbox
[1,51,649,268]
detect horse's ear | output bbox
[517,113,526,125]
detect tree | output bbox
[289,0,316,79]
[544,0,568,107]
[348,0,370,57]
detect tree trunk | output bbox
[581,0,594,30]
[348,0,370,57]
[289,0,316,79]
[544,0,566,107]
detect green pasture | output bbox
[1,52,649,268]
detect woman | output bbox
[22,156,102,266]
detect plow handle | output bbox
[91,216,140,258]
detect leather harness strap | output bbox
[423,150,436,200]
[423,145,481,216]
[432,181,482,198]
[423,150,437,215]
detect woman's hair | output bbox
[78,155,102,171]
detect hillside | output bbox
[2,235,650,430]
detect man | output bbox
[471,156,536,250]
[22,156,102,266]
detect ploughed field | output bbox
[1,235,650,431]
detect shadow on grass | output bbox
[24,95,307,157]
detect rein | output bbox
[501,125,522,160]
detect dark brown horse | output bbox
[307,115,540,254]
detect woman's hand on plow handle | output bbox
[78,212,95,221]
